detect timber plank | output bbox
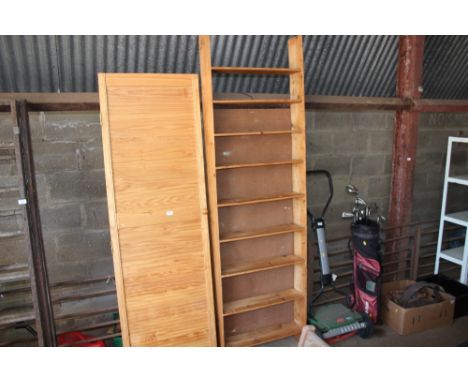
[216,160,302,170]
[226,321,301,347]
[223,289,303,316]
[219,224,304,243]
[213,98,301,106]
[222,255,304,278]
[212,66,299,75]
[218,192,304,208]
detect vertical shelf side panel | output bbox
[191,76,219,345]
[198,35,226,345]
[288,36,308,326]
[435,138,452,276]
[98,74,131,346]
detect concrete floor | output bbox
[262,316,468,347]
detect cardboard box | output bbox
[382,280,455,335]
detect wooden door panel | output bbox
[98,73,216,346]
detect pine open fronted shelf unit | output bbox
[199,36,308,346]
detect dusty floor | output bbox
[262,316,468,347]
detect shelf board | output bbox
[219,223,304,243]
[212,66,299,75]
[213,98,301,106]
[439,247,465,265]
[214,129,300,137]
[216,159,302,171]
[444,210,468,226]
[449,137,468,144]
[447,175,468,186]
[222,255,304,278]
[224,289,303,317]
[225,321,301,347]
[218,192,304,208]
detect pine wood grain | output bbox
[199,36,307,346]
[288,36,308,327]
[218,192,304,208]
[98,73,216,346]
[211,66,299,75]
[199,35,226,345]
[219,224,304,243]
[222,255,304,278]
[226,321,301,347]
[216,159,302,170]
[214,129,298,137]
[213,98,301,106]
[223,289,303,316]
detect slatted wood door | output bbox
[98,73,216,346]
[199,36,307,346]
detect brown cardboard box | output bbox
[382,280,455,335]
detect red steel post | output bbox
[388,35,425,230]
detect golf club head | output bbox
[341,211,354,219]
[345,184,359,196]
[355,197,367,206]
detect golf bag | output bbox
[348,220,382,323]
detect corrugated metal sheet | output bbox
[423,35,468,99]
[0,35,466,99]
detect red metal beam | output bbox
[388,36,425,232]
[413,99,468,113]
[0,92,410,112]
[0,92,467,113]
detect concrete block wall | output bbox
[307,111,468,238]
[1,110,468,282]
[0,112,113,283]
[307,111,394,238]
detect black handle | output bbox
[306,169,333,219]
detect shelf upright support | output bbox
[288,35,308,327]
[198,35,225,346]
[435,138,452,276]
